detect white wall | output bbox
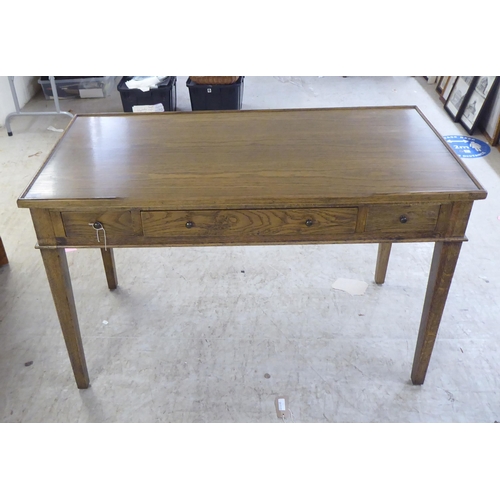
[0,76,39,127]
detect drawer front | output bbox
[61,211,136,239]
[141,208,358,241]
[365,204,441,234]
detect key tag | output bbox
[89,221,107,250]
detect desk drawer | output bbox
[365,204,440,234]
[141,208,358,241]
[61,211,136,239]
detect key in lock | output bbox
[89,221,107,250]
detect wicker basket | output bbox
[189,76,239,85]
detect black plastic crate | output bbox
[186,77,244,111]
[117,76,177,112]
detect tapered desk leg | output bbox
[411,241,462,385]
[101,248,118,290]
[375,243,392,284]
[40,248,90,389]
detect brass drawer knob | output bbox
[185,221,194,229]
[305,219,313,227]
[400,215,408,224]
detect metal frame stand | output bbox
[5,76,74,136]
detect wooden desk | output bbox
[17,107,487,389]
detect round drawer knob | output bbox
[305,219,314,227]
[185,221,194,229]
[92,221,103,230]
[400,215,408,224]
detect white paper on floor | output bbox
[132,103,165,112]
[332,278,368,296]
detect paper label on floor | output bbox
[132,103,165,113]
[443,135,490,158]
[332,278,368,296]
[274,396,291,419]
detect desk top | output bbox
[18,106,487,210]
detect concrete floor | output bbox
[0,76,499,422]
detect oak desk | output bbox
[18,107,487,389]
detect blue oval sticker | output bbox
[443,135,491,158]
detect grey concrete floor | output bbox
[1,76,499,422]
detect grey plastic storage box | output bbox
[38,76,116,99]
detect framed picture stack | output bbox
[436,76,500,141]
[460,77,499,134]
[436,76,448,94]
[444,76,477,121]
[440,77,457,104]
[478,80,500,147]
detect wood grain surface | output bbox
[364,203,441,233]
[141,208,358,238]
[18,107,486,210]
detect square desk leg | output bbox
[375,243,392,285]
[40,248,90,389]
[101,248,118,290]
[411,241,462,385]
